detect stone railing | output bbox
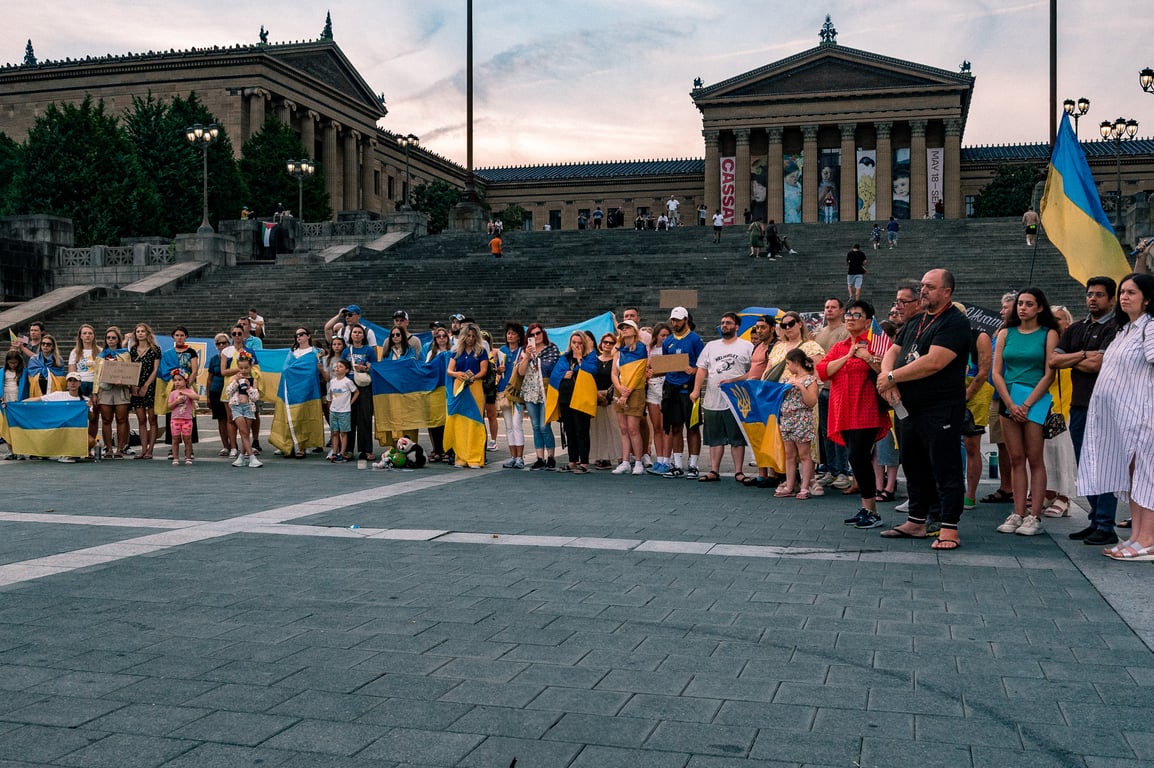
[298,219,387,248]
[54,242,177,287]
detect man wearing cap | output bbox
[392,310,423,358]
[658,306,704,478]
[448,313,466,350]
[691,312,754,482]
[325,305,378,346]
[29,372,89,463]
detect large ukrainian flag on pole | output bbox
[720,380,790,474]
[372,355,448,446]
[258,349,325,454]
[5,401,89,458]
[1040,113,1132,284]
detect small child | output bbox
[166,369,200,465]
[225,354,262,468]
[327,359,357,463]
[871,224,882,250]
[776,348,820,499]
[1,350,24,458]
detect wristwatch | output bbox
[886,373,895,383]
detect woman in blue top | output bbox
[446,323,489,468]
[346,324,379,460]
[992,287,1059,536]
[497,322,527,469]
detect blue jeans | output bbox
[818,389,849,475]
[523,400,554,452]
[1068,406,1118,530]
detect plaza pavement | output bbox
[0,417,1152,767]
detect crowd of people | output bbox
[5,268,1152,562]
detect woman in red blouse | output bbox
[817,300,893,529]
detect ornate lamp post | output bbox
[285,159,316,220]
[397,134,419,210]
[1062,97,1090,137]
[1140,67,1154,95]
[185,123,219,233]
[1099,116,1139,232]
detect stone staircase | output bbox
[36,218,1088,347]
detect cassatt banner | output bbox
[720,156,736,226]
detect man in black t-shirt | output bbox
[846,244,867,301]
[877,269,971,550]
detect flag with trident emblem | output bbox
[720,379,791,473]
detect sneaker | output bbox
[895,499,910,513]
[855,511,883,529]
[1014,515,1042,536]
[843,508,870,526]
[647,462,670,476]
[502,457,520,469]
[817,472,837,487]
[686,466,699,479]
[487,439,498,451]
[632,462,646,475]
[252,442,262,455]
[57,457,77,463]
[832,474,853,490]
[963,497,977,510]
[546,457,556,470]
[218,449,230,457]
[248,456,263,469]
[232,455,248,467]
[513,457,525,469]
[664,467,685,479]
[996,513,1023,533]
[529,458,548,471]
[229,448,238,459]
[641,454,653,468]
[612,461,632,475]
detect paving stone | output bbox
[354,673,462,700]
[543,712,658,748]
[355,697,472,730]
[749,728,861,765]
[617,693,722,723]
[0,724,108,763]
[85,703,212,736]
[184,683,298,713]
[568,744,691,768]
[103,678,220,706]
[170,710,298,747]
[276,666,384,693]
[268,690,385,722]
[429,657,529,682]
[527,685,631,716]
[158,742,295,768]
[2,695,125,727]
[1020,723,1136,759]
[357,726,484,764]
[51,732,194,768]
[644,721,756,757]
[446,705,559,739]
[860,736,973,768]
[438,680,545,708]
[260,719,385,756]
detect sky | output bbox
[3,1,1152,168]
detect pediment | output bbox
[270,44,385,117]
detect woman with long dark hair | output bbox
[517,322,560,470]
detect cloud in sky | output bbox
[3,1,1152,166]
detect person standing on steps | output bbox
[712,210,724,244]
[846,244,867,301]
[886,217,900,249]
[489,230,503,259]
[592,207,603,229]
[1022,206,1040,246]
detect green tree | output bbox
[973,163,1043,217]
[0,131,19,207]
[123,91,246,234]
[6,97,162,246]
[238,118,330,221]
[412,179,464,234]
[493,204,528,231]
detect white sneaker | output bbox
[642,454,653,468]
[996,513,1024,534]
[248,456,263,469]
[1014,515,1042,536]
[632,462,646,475]
[817,472,836,487]
[229,448,238,459]
[895,499,910,513]
[832,474,853,489]
[486,439,498,451]
[232,455,248,467]
[612,461,632,475]
[513,457,525,469]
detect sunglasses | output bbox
[295,331,309,337]
[530,330,543,337]
[232,332,243,337]
[391,333,403,338]
[215,341,228,346]
[779,321,798,330]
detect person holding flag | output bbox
[610,319,649,475]
[548,331,599,473]
[445,323,489,468]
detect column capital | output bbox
[838,122,857,140]
[767,126,784,143]
[245,87,269,100]
[703,129,720,147]
[283,99,297,113]
[801,125,819,142]
[734,127,751,144]
[875,121,893,140]
[305,110,320,122]
[910,119,928,137]
[945,118,964,136]
[328,119,343,132]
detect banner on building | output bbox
[783,153,803,223]
[750,158,768,224]
[721,156,736,225]
[817,149,841,223]
[892,147,911,219]
[927,147,944,218]
[856,150,877,221]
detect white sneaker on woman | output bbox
[612,461,632,474]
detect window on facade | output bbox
[388,176,395,200]
[549,210,562,230]
[373,170,380,196]
[965,195,976,218]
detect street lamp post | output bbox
[1062,97,1090,137]
[1099,116,1139,233]
[1140,67,1154,95]
[285,159,316,220]
[185,123,219,233]
[397,134,419,210]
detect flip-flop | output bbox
[734,473,748,484]
[879,527,927,539]
[931,537,961,550]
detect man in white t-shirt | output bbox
[711,210,724,243]
[325,304,378,346]
[690,312,754,482]
[666,195,680,226]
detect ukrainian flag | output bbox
[5,401,89,458]
[444,367,486,466]
[1040,113,1132,284]
[735,307,785,342]
[18,359,66,400]
[545,353,600,424]
[372,355,448,446]
[546,312,617,347]
[720,379,790,473]
[616,342,648,392]
[258,349,325,454]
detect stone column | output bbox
[875,121,893,221]
[801,125,819,223]
[366,139,381,215]
[839,123,857,221]
[344,130,360,212]
[767,127,784,224]
[247,89,267,140]
[944,119,964,219]
[734,128,751,223]
[300,111,317,158]
[325,120,341,216]
[703,130,720,215]
[910,120,928,220]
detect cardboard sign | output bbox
[98,359,141,386]
[649,353,690,374]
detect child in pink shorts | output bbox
[166,369,200,465]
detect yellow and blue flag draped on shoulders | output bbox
[372,354,448,446]
[257,348,325,454]
[616,342,649,392]
[720,379,791,474]
[1040,113,1132,284]
[735,307,785,342]
[545,353,600,423]
[444,361,487,466]
[18,357,67,400]
[5,401,89,458]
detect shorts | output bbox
[208,390,227,420]
[847,274,864,289]
[987,397,1003,443]
[965,378,993,429]
[661,384,698,431]
[1025,224,1038,234]
[98,384,131,406]
[702,408,746,446]
[713,225,723,234]
[875,428,899,466]
[613,387,647,418]
[329,410,351,433]
[231,402,255,421]
[646,377,664,406]
[79,381,94,398]
[170,418,193,438]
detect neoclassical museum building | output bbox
[2,17,1152,232]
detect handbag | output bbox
[504,354,525,404]
[1043,375,1067,439]
[353,371,372,387]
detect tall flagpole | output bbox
[1049,0,1057,147]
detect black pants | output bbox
[841,428,878,500]
[350,383,374,457]
[899,401,965,529]
[560,405,590,465]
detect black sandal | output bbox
[980,489,1014,504]
[734,472,748,484]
